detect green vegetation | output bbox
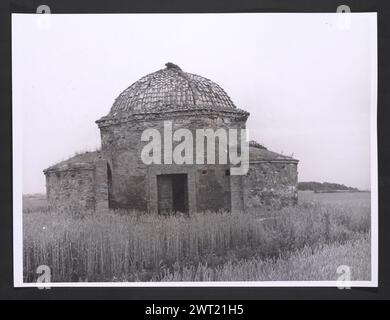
[23,192,371,282]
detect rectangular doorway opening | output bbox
[157,174,188,215]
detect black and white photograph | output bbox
[12,12,377,287]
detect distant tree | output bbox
[298,181,359,192]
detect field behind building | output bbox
[22,191,371,282]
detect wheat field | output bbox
[23,191,371,282]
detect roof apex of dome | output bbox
[165,62,182,70]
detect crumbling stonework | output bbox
[44,63,298,214]
[45,164,95,213]
[242,143,299,210]
[244,162,298,209]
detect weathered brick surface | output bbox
[99,115,246,212]
[45,167,95,213]
[94,159,109,212]
[243,161,298,210]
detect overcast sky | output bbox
[12,13,376,193]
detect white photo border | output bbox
[12,12,378,288]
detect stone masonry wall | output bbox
[196,164,231,212]
[99,114,246,212]
[243,161,298,211]
[99,120,149,210]
[45,167,96,214]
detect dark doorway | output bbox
[157,174,188,215]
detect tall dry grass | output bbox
[159,233,371,281]
[23,194,370,282]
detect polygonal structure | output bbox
[44,63,298,214]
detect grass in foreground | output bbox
[158,233,371,281]
[23,193,370,282]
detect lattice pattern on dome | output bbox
[109,64,239,115]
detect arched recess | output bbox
[107,162,113,208]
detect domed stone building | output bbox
[44,63,298,214]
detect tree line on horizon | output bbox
[298,181,359,192]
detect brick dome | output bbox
[108,62,247,116]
